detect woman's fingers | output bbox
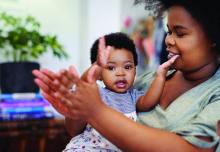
[57,66,80,89]
[32,69,50,83]
[33,67,85,120]
[41,92,72,118]
[73,79,104,119]
[34,78,51,93]
[41,69,57,80]
[50,89,84,120]
[57,69,73,88]
[32,69,57,91]
[33,65,103,121]
[42,90,73,114]
[53,92,73,107]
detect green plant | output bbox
[0,12,68,62]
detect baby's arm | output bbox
[136,55,179,112]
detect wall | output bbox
[0,0,149,74]
[78,0,122,73]
[0,0,80,72]
[78,0,149,73]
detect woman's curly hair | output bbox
[135,0,220,54]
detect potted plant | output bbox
[0,12,68,93]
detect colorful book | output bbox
[0,106,53,114]
[0,112,54,121]
[0,93,63,121]
[0,93,42,100]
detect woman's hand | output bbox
[32,66,80,118]
[32,36,110,119]
[33,66,105,121]
[62,77,105,120]
[33,66,92,136]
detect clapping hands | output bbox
[32,37,110,120]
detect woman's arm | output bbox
[89,105,215,152]
[65,118,87,137]
[69,76,215,152]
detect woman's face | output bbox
[101,48,136,93]
[165,5,217,73]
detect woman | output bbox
[33,0,220,151]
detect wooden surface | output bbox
[0,118,71,152]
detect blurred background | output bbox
[0,0,147,72]
[0,0,159,73]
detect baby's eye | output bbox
[107,65,115,71]
[124,65,133,70]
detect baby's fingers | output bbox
[69,65,80,79]
[97,37,111,67]
[157,55,179,77]
[87,64,101,83]
[169,55,179,64]
[161,55,179,69]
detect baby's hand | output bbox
[97,37,111,67]
[157,55,179,77]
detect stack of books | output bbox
[0,93,61,121]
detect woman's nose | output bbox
[165,34,175,47]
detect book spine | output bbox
[0,93,42,100]
[0,100,49,108]
[0,106,53,114]
[0,112,54,121]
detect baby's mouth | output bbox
[115,80,127,88]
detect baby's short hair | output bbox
[90,32,137,65]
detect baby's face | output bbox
[101,48,136,93]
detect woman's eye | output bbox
[176,32,185,37]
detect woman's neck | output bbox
[181,61,219,83]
